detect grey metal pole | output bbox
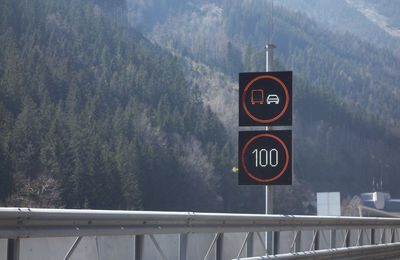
[135,235,143,260]
[265,43,275,255]
[7,238,20,260]
[266,44,275,73]
[179,233,188,260]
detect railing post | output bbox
[330,230,336,249]
[273,232,279,254]
[179,234,188,260]
[246,232,254,257]
[371,229,375,245]
[7,238,20,260]
[216,233,223,260]
[295,231,301,252]
[391,229,395,243]
[135,235,143,260]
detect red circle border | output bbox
[241,133,289,183]
[242,75,289,123]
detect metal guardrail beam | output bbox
[2,207,400,259]
[1,207,400,239]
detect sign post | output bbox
[238,50,292,255]
[265,43,275,256]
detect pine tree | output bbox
[11,97,41,178]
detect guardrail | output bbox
[1,207,400,259]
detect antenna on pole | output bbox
[265,0,276,72]
[269,0,274,44]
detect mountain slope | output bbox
[127,0,400,203]
[3,0,400,214]
[141,0,400,129]
[277,0,400,56]
[0,0,254,212]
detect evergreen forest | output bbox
[0,0,249,212]
[1,0,400,214]
[127,0,400,210]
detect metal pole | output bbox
[265,43,275,255]
[7,238,20,260]
[216,233,223,260]
[247,232,254,257]
[135,235,143,260]
[179,233,188,260]
[330,230,336,249]
[266,44,275,73]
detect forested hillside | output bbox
[126,0,400,203]
[2,0,400,215]
[147,0,400,128]
[277,0,400,56]
[0,0,257,212]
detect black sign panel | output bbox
[239,71,292,126]
[239,131,292,185]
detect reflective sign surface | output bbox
[239,72,292,126]
[239,130,292,185]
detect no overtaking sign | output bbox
[239,71,292,126]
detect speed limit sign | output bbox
[239,130,292,185]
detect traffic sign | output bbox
[239,71,292,126]
[239,130,292,185]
